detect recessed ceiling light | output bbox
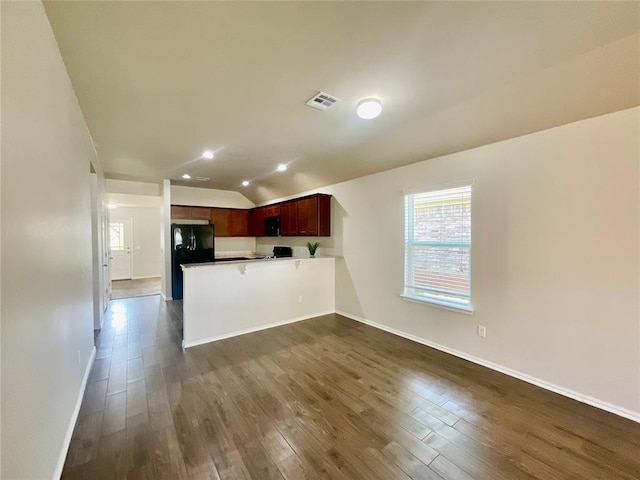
[242,180,250,187]
[107,203,117,209]
[356,98,382,119]
[202,150,214,159]
[182,173,191,179]
[276,164,287,172]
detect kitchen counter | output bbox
[181,256,335,348]
[182,254,337,269]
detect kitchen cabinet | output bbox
[251,207,266,236]
[280,201,298,236]
[265,204,281,217]
[171,205,192,219]
[171,205,212,221]
[297,194,331,236]
[211,208,249,237]
[172,193,331,237]
[229,209,249,236]
[190,206,212,221]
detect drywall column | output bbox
[161,179,173,299]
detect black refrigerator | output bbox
[171,224,215,300]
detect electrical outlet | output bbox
[77,349,81,364]
[297,295,303,303]
[477,325,487,338]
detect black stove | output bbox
[273,246,293,258]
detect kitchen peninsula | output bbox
[181,255,335,347]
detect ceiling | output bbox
[44,1,640,203]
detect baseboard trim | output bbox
[54,345,97,479]
[183,310,335,349]
[159,292,173,301]
[131,275,162,280]
[336,310,640,424]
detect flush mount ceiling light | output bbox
[356,98,382,119]
[276,164,287,172]
[202,150,214,159]
[242,180,250,187]
[181,173,191,179]
[107,203,117,209]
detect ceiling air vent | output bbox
[196,177,210,182]
[305,91,341,111]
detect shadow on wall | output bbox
[335,257,364,318]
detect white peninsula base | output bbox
[182,257,335,348]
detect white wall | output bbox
[183,258,335,347]
[111,207,162,279]
[171,185,255,208]
[106,178,161,196]
[257,107,640,419]
[1,2,98,478]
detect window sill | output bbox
[400,294,474,315]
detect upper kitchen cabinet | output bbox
[190,206,213,221]
[171,205,191,219]
[280,201,298,236]
[171,205,212,221]
[265,204,281,217]
[211,208,250,237]
[297,194,331,236]
[250,207,266,236]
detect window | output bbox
[109,221,126,251]
[403,184,472,311]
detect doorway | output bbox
[109,218,133,280]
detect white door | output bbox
[109,218,132,280]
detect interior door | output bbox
[109,218,132,280]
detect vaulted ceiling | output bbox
[44,1,640,203]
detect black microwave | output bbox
[264,216,280,236]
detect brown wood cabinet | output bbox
[297,194,331,236]
[265,204,281,217]
[172,193,331,238]
[171,205,212,220]
[170,205,192,219]
[190,206,212,221]
[280,201,298,236]
[251,207,266,236]
[229,209,249,236]
[211,208,250,237]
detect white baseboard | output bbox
[131,275,162,280]
[160,292,173,301]
[182,310,335,349]
[336,310,640,424]
[54,345,97,479]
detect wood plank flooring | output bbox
[63,295,640,479]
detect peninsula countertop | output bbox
[181,255,337,270]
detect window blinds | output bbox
[404,185,472,309]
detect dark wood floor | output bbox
[63,295,640,479]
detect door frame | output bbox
[102,206,111,309]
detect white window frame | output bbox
[401,181,474,314]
